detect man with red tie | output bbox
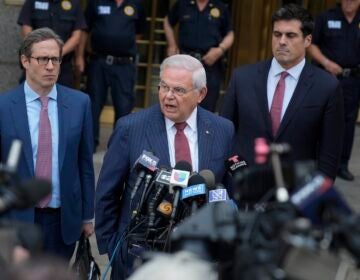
[221,4,344,181]
[0,28,95,260]
[95,54,234,279]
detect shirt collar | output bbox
[165,106,198,132]
[24,81,58,104]
[270,57,305,81]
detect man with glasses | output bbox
[95,54,234,279]
[0,28,95,260]
[17,0,87,88]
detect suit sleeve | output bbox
[79,96,95,220]
[95,118,130,255]
[318,82,344,179]
[221,70,239,130]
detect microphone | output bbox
[157,200,173,217]
[208,184,229,203]
[148,168,172,228]
[199,169,215,190]
[181,174,207,215]
[224,155,248,186]
[0,179,52,214]
[290,173,352,225]
[169,161,191,222]
[5,139,22,173]
[131,151,159,199]
[169,161,191,194]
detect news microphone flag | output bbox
[209,189,228,202]
[181,184,206,200]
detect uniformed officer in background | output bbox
[17,0,87,88]
[77,0,146,152]
[164,0,234,112]
[308,0,360,181]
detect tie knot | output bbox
[174,122,187,131]
[39,96,50,108]
[280,71,289,80]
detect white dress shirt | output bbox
[165,107,199,172]
[267,58,305,119]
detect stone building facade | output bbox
[0,1,22,92]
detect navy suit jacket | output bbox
[0,83,95,245]
[221,60,344,180]
[95,104,234,255]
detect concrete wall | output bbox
[0,2,22,92]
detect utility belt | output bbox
[180,50,206,61]
[340,66,360,78]
[91,54,134,65]
[35,207,61,214]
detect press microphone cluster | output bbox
[0,179,51,214]
[0,140,52,214]
[131,151,160,200]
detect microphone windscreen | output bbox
[17,179,52,208]
[199,170,215,189]
[188,174,205,186]
[175,161,192,172]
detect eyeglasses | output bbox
[30,56,62,65]
[158,81,195,96]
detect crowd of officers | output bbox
[15,0,360,176]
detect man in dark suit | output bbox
[95,54,234,279]
[221,4,343,182]
[0,28,95,260]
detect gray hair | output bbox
[19,27,64,60]
[128,251,218,280]
[160,54,207,90]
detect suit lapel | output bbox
[57,86,69,172]
[197,107,213,171]
[255,61,273,139]
[276,63,314,138]
[145,105,171,167]
[10,87,34,175]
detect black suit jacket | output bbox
[221,60,344,180]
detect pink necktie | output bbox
[36,96,52,208]
[270,71,289,136]
[174,122,192,166]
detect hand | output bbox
[202,47,223,66]
[167,46,179,57]
[81,222,94,238]
[12,245,30,264]
[324,60,342,76]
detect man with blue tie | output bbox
[0,28,95,260]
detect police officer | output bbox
[78,0,145,151]
[17,0,86,87]
[308,0,360,181]
[164,0,234,112]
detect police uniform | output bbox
[167,0,233,112]
[312,5,360,173]
[84,0,145,149]
[17,0,87,87]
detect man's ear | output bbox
[20,55,30,70]
[197,87,207,103]
[304,34,312,48]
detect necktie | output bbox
[270,71,289,136]
[36,96,52,207]
[174,122,192,166]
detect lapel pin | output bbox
[205,130,210,134]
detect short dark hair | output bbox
[19,27,64,59]
[272,4,314,36]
